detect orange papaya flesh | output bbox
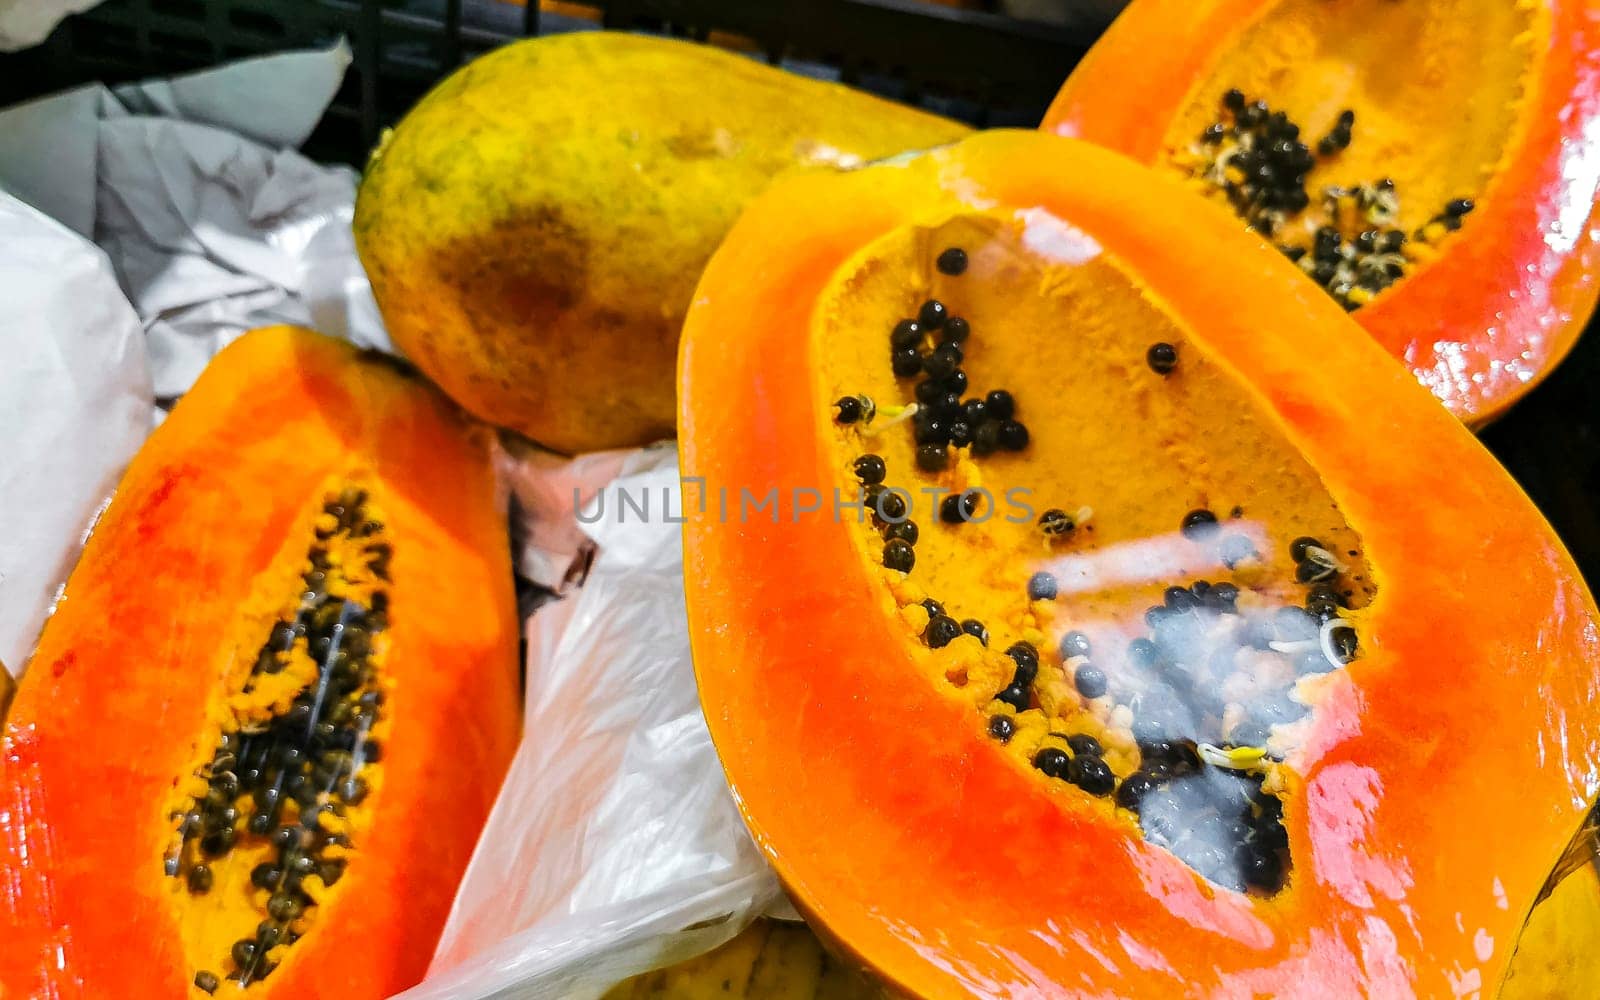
[807,204,1376,907]
[1043,0,1600,425]
[679,131,1600,997]
[0,326,521,999]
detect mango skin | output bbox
[353,32,968,454]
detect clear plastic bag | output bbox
[401,446,782,1000]
[0,191,151,674]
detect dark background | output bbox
[4,0,1596,587]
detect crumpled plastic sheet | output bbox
[96,114,390,399]
[0,43,351,236]
[0,42,384,406]
[0,44,784,999]
[0,0,104,52]
[0,192,152,674]
[500,438,633,592]
[403,447,783,1000]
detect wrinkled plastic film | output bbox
[0,191,152,675]
[498,438,632,593]
[403,447,782,1000]
[0,0,104,52]
[96,117,390,400]
[0,43,380,409]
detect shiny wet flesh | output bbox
[822,212,1374,896]
[1159,0,1538,312]
[166,489,390,990]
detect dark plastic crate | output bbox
[0,0,1106,165]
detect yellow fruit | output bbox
[602,920,882,999]
[1500,816,1600,998]
[353,32,967,454]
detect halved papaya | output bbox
[0,327,521,997]
[1042,0,1600,424]
[678,131,1600,996]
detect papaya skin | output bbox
[1500,813,1600,999]
[602,919,885,1000]
[1042,0,1600,426]
[353,32,968,455]
[0,327,521,999]
[678,131,1600,997]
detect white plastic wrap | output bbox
[96,115,389,398]
[0,192,152,674]
[499,438,632,593]
[405,447,782,1000]
[0,43,381,405]
[0,0,104,51]
[0,44,352,236]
